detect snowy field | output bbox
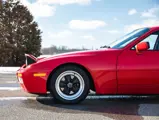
[0,55,52,74]
[0,67,20,74]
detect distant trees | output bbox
[42,45,89,55]
[0,0,41,66]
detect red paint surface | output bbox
[17,26,159,95]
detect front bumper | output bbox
[16,64,48,94]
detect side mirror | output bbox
[136,42,150,53]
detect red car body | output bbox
[17,26,159,95]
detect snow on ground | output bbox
[0,55,53,74]
[0,67,20,74]
[0,87,21,91]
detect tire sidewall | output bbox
[49,65,90,104]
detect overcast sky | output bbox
[20,0,159,49]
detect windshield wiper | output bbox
[100,45,111,48]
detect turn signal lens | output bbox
[17,73,22,77]
[33,73,46,77]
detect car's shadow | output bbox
[36,94,159,119]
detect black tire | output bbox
[49,65,90,104]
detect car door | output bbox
[117,30,159,94]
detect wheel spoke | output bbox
[72,77,79,84]
[72,86,79,93]
[64,75,71,83]
[59,81,66,87]
[63,87,70,95]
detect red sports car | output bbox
[17,26,159,104]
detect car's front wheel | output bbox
[49,65,90,104]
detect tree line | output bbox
[0,0,89,66]
[0,0,41,66]
[41,45,89,55]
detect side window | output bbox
[141,34,158,50]
[132,31,159,50]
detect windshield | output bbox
[109,28,150,49]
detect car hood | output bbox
[36,48,118,63]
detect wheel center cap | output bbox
[67,83,73,88]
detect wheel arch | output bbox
[46,63,96,92]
